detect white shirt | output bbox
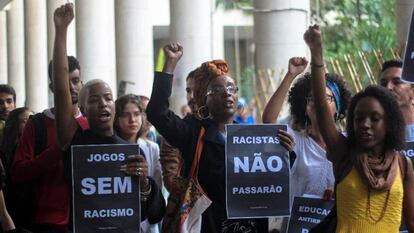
[138,138,163,233]
[288,127,335,199]
[406,123,414,142]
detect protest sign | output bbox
[402,8,414,83]
[287,196,334,233]
[72,144,141,233]
[226,124,290,218]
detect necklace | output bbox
[366,188,390,223]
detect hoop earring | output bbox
[197,105,211,120]
[334,112,339,122]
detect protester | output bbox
[147,42,268,232]
[379,59,414,140]
[1,107,32,173]
[0,108,30,233]
[114,94,163,233]
[0,85,16,143]
[11,56,86,233]
[159,69,197,192]
[262,57,351,199]
[1,107,32,229]
[52,3,165,229]
[305,24,414,232]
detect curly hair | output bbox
[287,72,352,131]
[193,60,230,112]
[114,94,148,140]
[346,85,405,150]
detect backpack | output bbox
[6,113,46,230]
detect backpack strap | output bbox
[30,113,47,156]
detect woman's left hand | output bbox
[303,24,322,51]
[120,155,149,188]
[278,129,295,152]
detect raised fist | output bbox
[303,24,322,50]
[288,57,308,76]
[54,3,74,29]
[163,42,183,62]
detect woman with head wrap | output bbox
[147,43,268,232]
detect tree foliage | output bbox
[215,0,253,11]
[311,0,396,58]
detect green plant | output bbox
[311,0,396,58]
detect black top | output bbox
[63,127,165,225]
[147,72,267,233]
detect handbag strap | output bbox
[189,127,206,179]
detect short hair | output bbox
[346,85,406,150]
[114,94,148,139]
[0,85,16,102]
[381,59,402,73]
[192,60,230,111]
[78,79,110,110]
[48,56,81,83]
[287,72,352,131]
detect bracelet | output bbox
[140,179,152,202]
[310,62,325,68]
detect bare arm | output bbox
[52,3,78,150]
[403,158,414,232]
[262,57,308,123]
[304,25,346,163]
[0,191,15,231]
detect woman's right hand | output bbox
[287,57,308,77]
[162,42,183,74]
[278,129,295,152]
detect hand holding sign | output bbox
[277,129,295,152]
[120,155,149,190]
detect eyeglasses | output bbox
[206,85,239,96]
[306,94,334,103]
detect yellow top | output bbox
[336,166,403,233]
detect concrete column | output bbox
[254,0,309,72]
[47,0,77,62]
[24,0,49,112]
[7,0,25,107]
[115,0,153,98]
[0,11,7,84]
[396,0,414,48]
[76,0,117,95]
[254,0,309,121]
[212,11,225,59]
[170,0,212,113]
